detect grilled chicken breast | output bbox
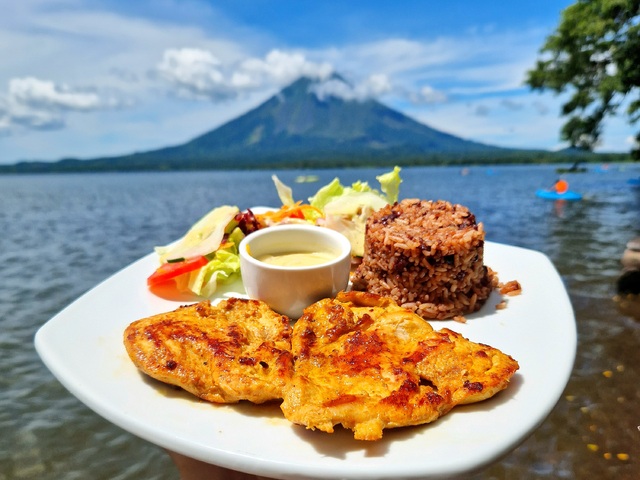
[123,298,293,404]
[281,291,519,440]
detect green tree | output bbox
[526,0,640,158]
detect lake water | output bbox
[1,164,639,479]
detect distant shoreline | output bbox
[0,151,631,174]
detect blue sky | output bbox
[0,0,636,164]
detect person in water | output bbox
[553,178,569,194]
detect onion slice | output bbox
[156,205,239,262]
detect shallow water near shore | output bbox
[1,164,639,479]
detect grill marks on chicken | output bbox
[123,298,293,404]
[123,292,518,440]
[280,291,519,440]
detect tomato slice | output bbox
[147,255,209,286]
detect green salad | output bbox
[147,166,402,297]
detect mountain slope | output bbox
[153,76,500,165]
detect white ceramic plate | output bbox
[35,234,576,480]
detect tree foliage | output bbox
[526,0,640,157]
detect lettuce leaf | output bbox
[377,165,402,203]
[308,166,401,209]
[307,178,344,210]
[176,228,244,298]
[272,174,295,206]
[307,166,402,256]
[174,244,241,297]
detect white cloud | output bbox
[156,48,227,99]
[0,0,257,141]
[400,88,564,149]
[240,49,333,85]
[338,38,459,77]
[317,30,543,97]
[0,76,123,132]
[9,77,104,111]
[0,101,63,131]
[310,74,392,102]
[156,47,334,101]
[410,85,448,105]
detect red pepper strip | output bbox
[147,255,209,286]
[257,202,323,223]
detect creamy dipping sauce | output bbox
[257,250,337,267]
